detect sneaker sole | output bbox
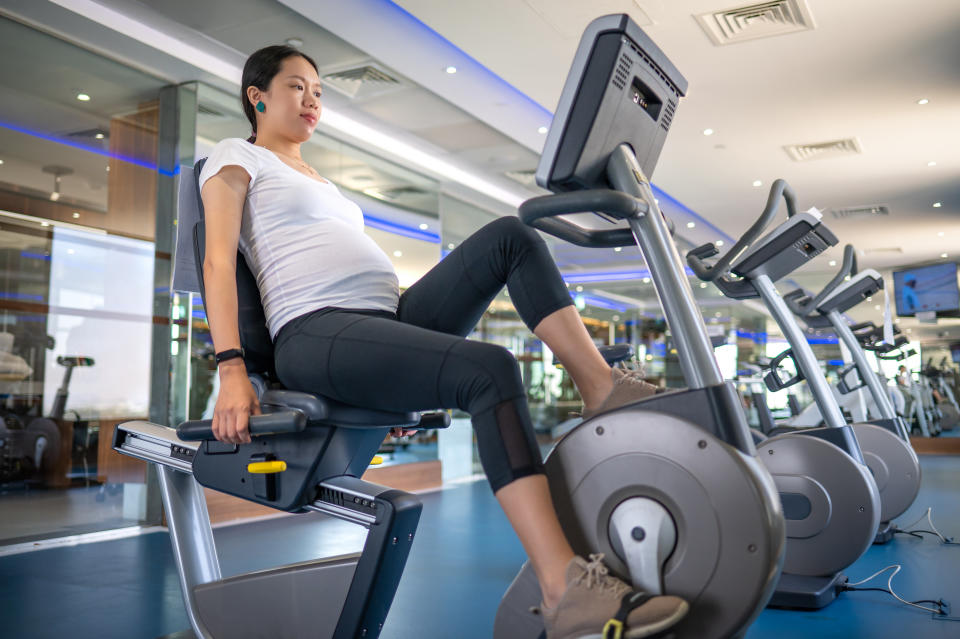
[571,600,690,639]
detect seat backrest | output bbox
[177,158,277,381]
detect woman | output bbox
[199,45,688,639]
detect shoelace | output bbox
[529,554,635,616]
[576,553,632,598]
[614,368,653,388]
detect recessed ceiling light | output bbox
[642,277,652,283]
[72,212,80,218]
[76,93,90,101]
[938,231,945,237]
[699,282,708,289]
[917,98,929,105]
[614,247,622,252]
[874,305,881,311]
[445,66,457,74]
[828,260,837,266]
[95,133,104,140]
[447,243,455,249]
[716,240,724,247]
[702,128,714,136]
[393,250,402,257]
[686,222,696,229]
[752,180,762,187]
[40,221,49,227]
[866,297,872,302]
[538,126,548,134]
[928,161,937,167]
[67,249,75,255]
[612,315,620,321]
[285,37,304,47]
[418,223,428,230]
[0,159,4,165]
[714,311,722,318]
[576,285,584,292]
[941,253,948,258]
[933,202,942,208]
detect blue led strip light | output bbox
[362,214,441,243]
[0,121,179,177]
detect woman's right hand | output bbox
[212,362,262,444]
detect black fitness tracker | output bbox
[215,347,245,365]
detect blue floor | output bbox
[1,457,958,639]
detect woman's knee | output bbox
[447,340,524,411]
[486,215,545,248]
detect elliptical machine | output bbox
[686,185,881,608]
[495,15,785,639]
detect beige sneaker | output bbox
[539,554,688,639]
[582,367,660,421]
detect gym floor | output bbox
[1,456,958,639]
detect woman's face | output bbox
[257,55,322,143]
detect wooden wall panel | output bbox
[106,101,158,240]
[910,437,960,455]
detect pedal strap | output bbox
[602,591,654,639]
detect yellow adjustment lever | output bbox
[370,456,384,466]
[247,460,287,474]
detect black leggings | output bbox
[273,216,574,492]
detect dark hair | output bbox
[241,45,319,143]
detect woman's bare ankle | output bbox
[542,581,567,610]
[580,366,614,412]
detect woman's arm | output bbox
[200,164,261,443]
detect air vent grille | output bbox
[661,99,677,131]
[863,246,903,254]
[696,0,815,46]
[624,39,682,98]
[784,137,862,162]
[322,63,402,99]
[612,53,631,90]
[829,205,889,219]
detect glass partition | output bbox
[0,15,170,544]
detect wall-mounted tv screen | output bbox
[893,262,959,317]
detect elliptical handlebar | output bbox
[517,189,649,248]
[687,179,798,282]
[784,244,859,318]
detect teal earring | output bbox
[256,101,265,113]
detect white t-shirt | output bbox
[198,138,399,340]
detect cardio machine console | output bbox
[731,211,838,282]
[537,14,688,193]
[815,269,884,315]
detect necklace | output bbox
[260,144,313,173]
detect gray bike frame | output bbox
[607,145,725,390]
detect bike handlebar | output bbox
[517,189,648,248]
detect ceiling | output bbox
[3,0,958,345]
[384,0,960,343]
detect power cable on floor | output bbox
[895,507,958,545]
[842,565,948,615]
